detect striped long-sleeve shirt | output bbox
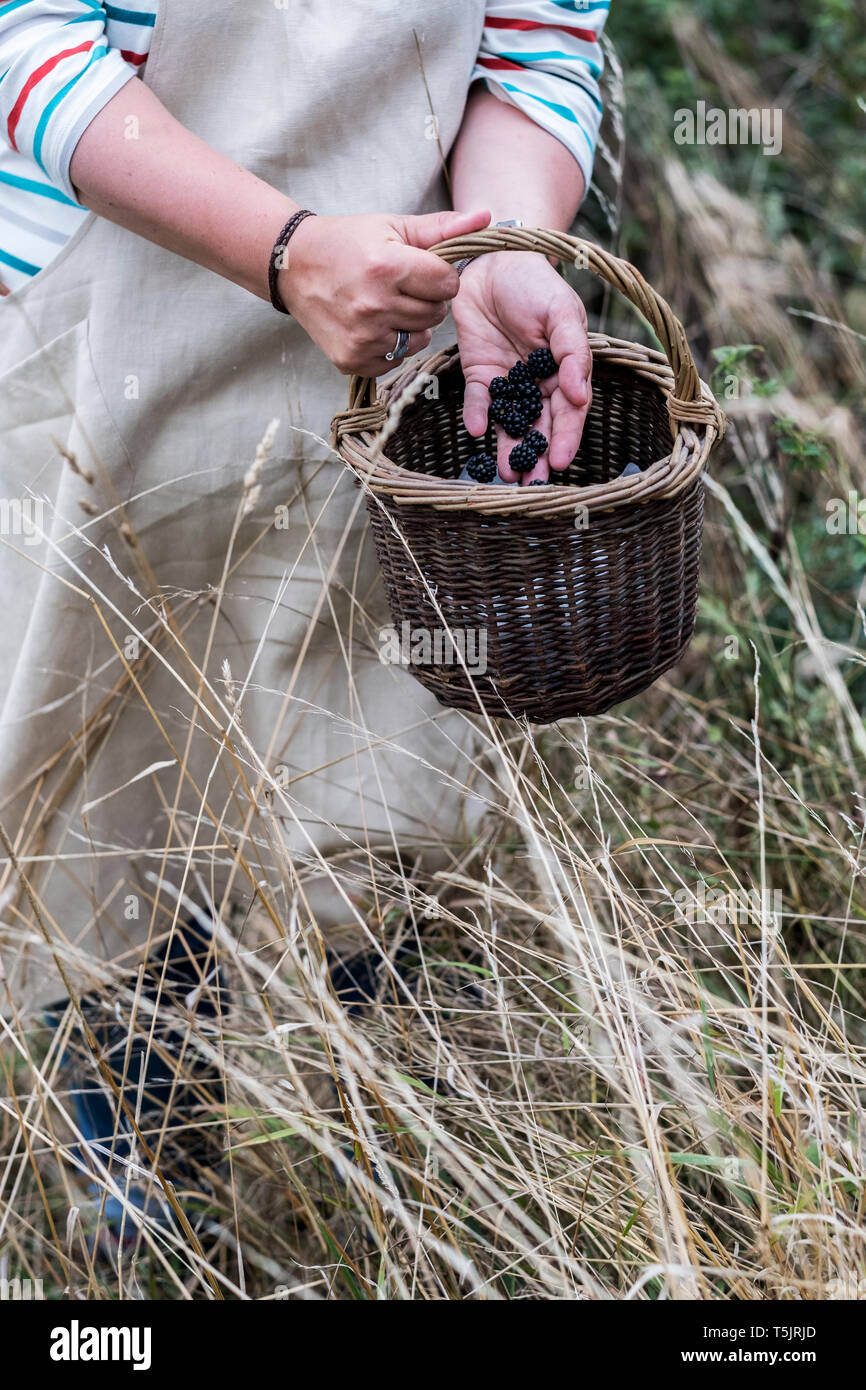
[0,0,607,293]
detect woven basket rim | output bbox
[333,333,722,517]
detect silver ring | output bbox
[385,329,410,362]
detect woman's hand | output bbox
[452,251,592,483]
[277,208,491,378]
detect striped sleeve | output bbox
[475,1,608,196]
[0,1,144,204]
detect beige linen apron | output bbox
[0,0,489,1005]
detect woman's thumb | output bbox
[401,208,491,251]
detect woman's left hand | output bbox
[452,251,592,484]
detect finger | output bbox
[548,317,592,420]
[391,294,449,331]
[542,314,592,468]
[463,378,492,438]
[496,427,520,483]
[390,208,492,302]
[394,245,462,302]
[400,208,491,253]
[497,423,540,482]
[549,380,592,471]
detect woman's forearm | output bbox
[450,86,584,231]
[69,79,299,299]
[449,85,594,476]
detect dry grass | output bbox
[3,640,865,1300]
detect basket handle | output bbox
[337,225,724,438]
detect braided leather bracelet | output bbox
[268,209,317,315]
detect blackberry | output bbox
[488,376,511,399]
[488,398,510,426]
[465,452,497,483]
[527,347,558,379]
[513,381,543,406]
[507,361,532,388]
[501,408,531,438]
[524,430,548,456]
[527,478,549,486]
[509,440,539,473]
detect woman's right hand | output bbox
[277,208,491,377]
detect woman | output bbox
[0,4,605,1013]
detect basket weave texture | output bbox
[332,228,725,724]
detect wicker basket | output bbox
[332,227,725,725]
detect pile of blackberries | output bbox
[462,349,559,485]
[487,350,557,443]
[488,361,544,438]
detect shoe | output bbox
[44,913,228,1239]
